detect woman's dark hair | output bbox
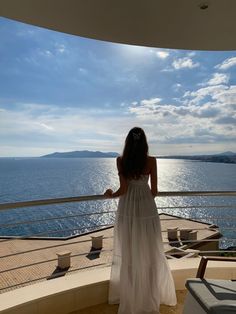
[121,127,149,179]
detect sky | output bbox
[0,17,236,157]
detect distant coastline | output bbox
[40,150,236,164]
[157,151,236,164]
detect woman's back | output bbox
[117,155,158,198]
[106,127,176,313]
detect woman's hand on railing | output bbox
[104,189,113,198]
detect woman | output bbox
[104,127,176,314]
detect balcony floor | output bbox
[0,213,219,293]
[70,290,187,314]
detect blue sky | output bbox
[0,17,236,157]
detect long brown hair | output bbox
[121,127,149,179]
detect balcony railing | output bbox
[0,191,235,293]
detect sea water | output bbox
[0,158,235,247]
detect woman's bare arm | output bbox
[150,157,158,197]
[104,157,128,198]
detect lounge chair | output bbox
[183,256,236,314]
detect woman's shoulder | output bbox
[147,156,157,169]
[116,156,122,170]
[116,156,122,163]
[147,156,156,163]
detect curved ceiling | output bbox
[0,0,236,50]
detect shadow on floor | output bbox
[86,247,102,260]
[47,266,70,280]
[168,237,182,248]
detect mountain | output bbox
[41,150,119,158]
[216,151,236,156]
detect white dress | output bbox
[109,175,177,314]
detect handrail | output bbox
[0,223,235,241]
[0,263,110,292]
[0,210,116,228]
[1,237,236,259]
[2,250,236,292]
[196,256,236,278]
[0,249,113,274]
[0,195,105,211]
[1,224,114,239]
[0,191,236,211]
[1,248,236,276]
[0,236,113,259]
[1,206,236,229]
[2,248,236,292]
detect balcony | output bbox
[0,191,235,314]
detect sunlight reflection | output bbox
[116,43,152,62]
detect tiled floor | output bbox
[0,214,219,293]
[0,228,113,293]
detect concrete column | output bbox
[91,235,104,250]
[57,251,71,269]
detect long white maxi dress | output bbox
[109,175,177,314]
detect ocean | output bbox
[0,158,235,248]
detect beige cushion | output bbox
[186,278,236,313]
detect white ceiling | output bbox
[0,0,236,50]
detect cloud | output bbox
[129,98,170,120]
[215,116,236,125]
[156,51,169,59]
[172,57,200,70]
[39,49,53,58]
[183,84,228,105]
[140,98,162,106]
[184,84,236,109]
[37,122,54,131]
[187,51,196,57]
[128,84,236,147]
[1,95,235,157]
[129,100,223,121]
[55,44,66,54]
[206,73,229,86]
[173,83,182,92]
[215,57,236,70]
[0,103,139,156]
